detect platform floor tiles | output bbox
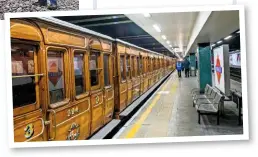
[115,72,243,139]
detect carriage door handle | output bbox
[46,109,57,141]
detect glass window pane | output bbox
[104,54,110,86]
[90,52,99,86]
[126,55,130,78]
[137,57,140,76]
[120,55,125,81]
[48,51,65,104]
[12,43,36,109]
[132,57,135,77]
[74,52,85,96]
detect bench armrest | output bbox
[191,88,200,94]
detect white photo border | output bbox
[4,4,248,148]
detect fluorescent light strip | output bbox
[166,41,170,44]
[153,24,161,32]
[217,40,222,44]
[211,44,216,47]
[162,35,166,40]
[224,35,232,40]
[143,13,151,17]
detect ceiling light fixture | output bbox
[211,44,216,47]
[224,35,232,40]
[169,45,172,47]
[166,41,170,44]
[217,40,222,44]
[143,13,151,17]
[162,35,166,40]
[153,24,161,32]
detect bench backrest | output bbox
[205,85,213,96]
[210,88,218,99]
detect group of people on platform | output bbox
[36,0,58,10]
[176,58,191,78]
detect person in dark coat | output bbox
[184,58,190,77]
[176,61,182,78]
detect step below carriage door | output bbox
[103,52,114,124]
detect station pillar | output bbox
[189,52,196,76]
[197,43,212,93]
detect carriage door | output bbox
[103,53,114,124]
[118,54,127,112]
[12,42,45,142]
[126,54,132,106]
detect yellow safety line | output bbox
[124,76,178,138]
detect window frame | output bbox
[46,46,70,109]
[126,55,131,79]
[120,54,126,83]
[12,41,40,116]
[73,49,89,100]
[89,49,102,91]
[103,53,112,87]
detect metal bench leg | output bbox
[198,111,200,124]
[217,112,220,125]
[193,101,195,107]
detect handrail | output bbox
[12,73,44,78]
[47,109,57,141]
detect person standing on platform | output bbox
[176,61,182,78]
[184,58,190,77]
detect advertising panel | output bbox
[213,45,230,96]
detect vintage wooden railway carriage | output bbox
[10,17,175,142]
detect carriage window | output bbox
[48,51,65,104]
[132,56,135,77]
[126,55,130,78]
[104,54,110,86]
[90,52,100,87]
[137,57,140,76]
[120,55,126,81]
[12,43,37,109]
[74,52,85,96]
[140,57,143,74]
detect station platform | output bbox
[113,71,243,139]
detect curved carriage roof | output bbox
[37,17,168,57]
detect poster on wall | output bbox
[229,51,241,68]
[213,45,230,96]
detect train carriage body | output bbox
[10,17,175,142]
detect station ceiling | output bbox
[56,15,176,57]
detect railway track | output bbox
[230,67,241,82]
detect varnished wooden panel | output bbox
[132,77,140,101]
[117,44,125,54]
[90,92,104,133]
[47,28,86,48]
[14,109,44,142]
[119,82,127,112]
[48,98,91,141]
[127,81,133,106]
[11,20,43,41]
[102,41,112,52]
[104,88,114,124]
